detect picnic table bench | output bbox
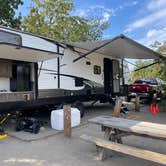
[81,116,166,165]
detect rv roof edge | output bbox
[0,25,65,49]
[0,26,64,62]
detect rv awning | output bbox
[0,43,61,62]
[66,35,164,61]
[0,26,64,62]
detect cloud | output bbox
[139,27,166,47]
[74,5,114,23]
[102,12,111,22]
[125,0,166,32]
[147,0,166,11]
[125,8,166,32]
[74,9,87,17]
[74,2,139,24]
[132,1,138,5]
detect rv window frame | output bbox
[94,65,101,75]
[0,29,22,46]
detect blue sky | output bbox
[18,0,166,70]
[18,0,166,47]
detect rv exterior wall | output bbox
[38,48,105,90]
[38,59,58,89]
[38,47,125,91]
[0,27,58,53]
[0,77,10,91]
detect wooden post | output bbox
[135,96,140,112]
[63,105,71,138]
[113,99,122,117]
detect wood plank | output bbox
[80,134,166,165]
[135,96,140,112]
[89,116,166,139]
[113,99,122,117]
[63,105,71,138]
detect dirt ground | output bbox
[0,103,166,166]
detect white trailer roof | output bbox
[0,26,63,62]
[66,35,164,60]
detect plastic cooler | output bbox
[51,108,80,130]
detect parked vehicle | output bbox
[0,25,165,117]
[128,78,165,102]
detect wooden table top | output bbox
[89,116,166,140]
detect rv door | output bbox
[112,60,120,94]
[104,58,120,95]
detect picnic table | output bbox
[81,116,166,165]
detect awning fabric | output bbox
[66,35,164,60]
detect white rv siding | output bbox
[0,77,10,91]
[38,47,121,90]
[38,59,58,89]
[61,49,104,84]
[38,48,105,90]
[0,28,58,53]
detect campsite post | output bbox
[135,96,140,112]
[113,99,122,117]
[63,105,72,138]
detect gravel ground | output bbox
[0,103,166,166]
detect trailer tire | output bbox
[127,96,131,102]
[72,102,85,118]
[15,119,24,131]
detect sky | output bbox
[18,0,166,46]
[18,0,166,70]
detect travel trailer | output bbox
[38,35,162,103]
[0,26,164,116]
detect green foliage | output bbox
[131,60,162,81]
[131,42,166,82]
[23,0,109,41]
[0,0,23,29]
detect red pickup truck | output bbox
[128,78,164,102]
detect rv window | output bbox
[0,30,22,45]
[86,61,91,65]
[94,65,101,75]
[75,78,83,87]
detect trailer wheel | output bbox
[72,102,85,118]
[127,96,131,102]
[15,119,25,131]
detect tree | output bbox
[23,0,109,41]
[0,0,23,29]
[131,60,161,81]
[131,41,166,82]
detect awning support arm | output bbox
[73,35,123,63]
[134,60,160,72]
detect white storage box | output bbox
[51,108,80,130]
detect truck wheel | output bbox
[72,102,85,118]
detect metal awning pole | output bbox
[134,60,159,72]
[57,46,60,88]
